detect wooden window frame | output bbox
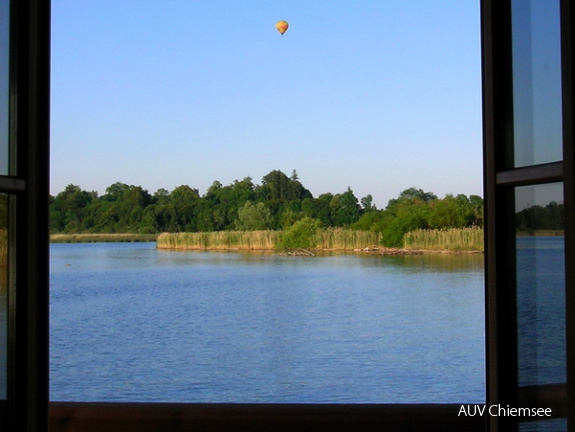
[482,0,574,430]
[0,0,51,430]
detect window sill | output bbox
[49,402,485,432]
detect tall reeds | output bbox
[403,228,484,252]
[315,229,381,250]
[50,233,158,243]
[156,231,280,250]
[157,229,382,251]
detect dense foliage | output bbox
[516,201,564,232]
[49,170,485,246]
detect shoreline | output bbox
[50,233,158,243]
[48,233,485,254]
[155,244,484,255]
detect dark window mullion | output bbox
[482,0,521,430]
[495,161,563,187]
[9,0,50,430]
[559,0,575,429]
[0,176,25,193]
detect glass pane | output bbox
[0,0,9,175]
[511,0,562,167]
[515,183,565,387]
[0,194,7,400]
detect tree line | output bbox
[50,169,485,247]
[516,201,564,232]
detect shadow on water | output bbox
[1,241,6,400]
[388,253,484,273]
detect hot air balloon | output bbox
[276,20,289,36]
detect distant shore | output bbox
[48,228,562,252]
[47,232,483,254]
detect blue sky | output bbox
[50,1,482,208]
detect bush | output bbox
[276,217,321,249]
[381,214,427,248]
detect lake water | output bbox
[49,242,486,403]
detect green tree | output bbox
[381,212,428,247]
[330,187,361,226]
[427,195,469,229]
[235,201,273,231]
[313,193,334,226]
[278,208,304,229]
[50,184,96,232]
[78,182,153,232]
[170,185,200,231]
[255,170,312,227]
[153,188,170,205]
[385,187,437,215]
[360,194,376,212]
[351,209,387,231]
[469,194,484,226]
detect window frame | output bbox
[0,0,51,430]
[482,0,574,430]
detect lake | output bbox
[49,242,486,403]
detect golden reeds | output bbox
[315,229,381,250]
[157,229,382,251]
[156,231,280,250]
[50,233,158,243]
[403,228,484,252]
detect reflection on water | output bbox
[520,418,567,432]
[517,236,565,386]
[50,242,485,403]
[1,194,7,400]
[0,266,6,400]
[387,252,484,272]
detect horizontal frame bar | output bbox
[49,402,486,432]
[0,176,25,193]
[496,162,563,186]
[518,383,568,420]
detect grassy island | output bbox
[156,227,484,254]
[156,229,382,251]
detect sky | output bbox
[50,0,483,209]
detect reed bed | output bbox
[403,228,484,252]
[50,233,158,243]
[157,229,382,251]
[157,231,280,250]
[315,229,382,250]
